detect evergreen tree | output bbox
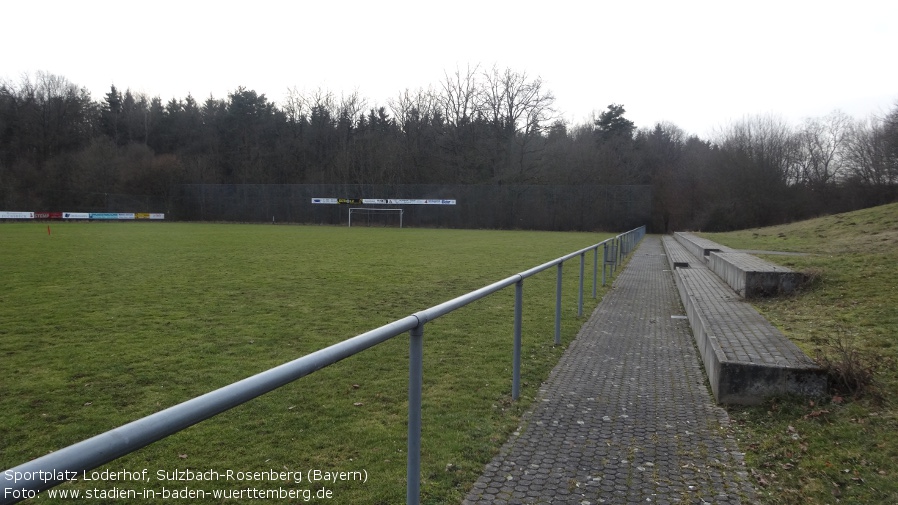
[101,85,123,144]
[595,103,635,141]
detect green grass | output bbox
[0,223,620,504]
[701,202,898,505]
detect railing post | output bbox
[512,280,523,400]
[554,263,562,346]
[602,243,607,287]
[592,247,598,299]
[615,237,621,270]
[577,253,585,317]
[609,240,615,277]
[407,324,424,505]
[614,237,619,269]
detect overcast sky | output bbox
[3,0,896,138]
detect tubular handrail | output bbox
[0,225,645,505]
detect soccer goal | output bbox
[348,207,404,228]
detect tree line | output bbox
[1,68,896,231]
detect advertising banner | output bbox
[89,213,120,220]
[63,212,90,219]
[34,212,63,219]
[387,199,456,205]
[0,212,35,219]
[312,198,455,205]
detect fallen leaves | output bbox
[804,409,830,419]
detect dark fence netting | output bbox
[172,184,651,231]
[0,190,168,215]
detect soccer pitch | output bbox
[1,223,617,504]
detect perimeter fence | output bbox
[0,226,646,505]
[174,184,651,231]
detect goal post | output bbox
[348,207,404,228]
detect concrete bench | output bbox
[675,232,806,298]
[673,232,735,263]
[661,235,694,269]
[708,251,807,298]
[662,238,827,405]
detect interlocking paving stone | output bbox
[463,237,756,504]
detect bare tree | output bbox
[439,64,482,127]
[716,114,798,184]
[844,115,896,187]
[435,65,486,182]
[795,110,850,189]
[388,87,437,132]
[388,87,440,182]
[713,114,799,227]
[283,86,310,129]
[481,65,556,181]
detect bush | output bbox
[814,330,885,402]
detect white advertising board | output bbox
[0,211,35,219]
[312,198,455,205]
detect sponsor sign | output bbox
[149,213,165,220]
[312,198,456,205]
[34,212,63,219]
[89,213,120,220]
[0,211,35,219]
[63,212,90,219]
[387,199,456,205]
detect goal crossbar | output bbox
[348,207,404,228]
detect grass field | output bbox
[702,202,898,505]
[0,223,620,504]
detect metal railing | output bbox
[0,225,646,505]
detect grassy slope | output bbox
[701,203,898,505]
[0,223,618,504]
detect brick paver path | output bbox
[463,237,756,504]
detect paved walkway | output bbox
[463,237,756,504]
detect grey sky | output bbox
[3,0,895,137]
